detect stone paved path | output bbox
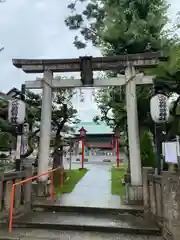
[58,163,122,208]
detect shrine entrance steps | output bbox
[0,201,163,240]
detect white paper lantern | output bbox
[8,99,25,125]
[150,94,169,123]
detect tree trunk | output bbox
[33,137,39,168]
[52,146,64,188]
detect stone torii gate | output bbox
[12,52,165,186]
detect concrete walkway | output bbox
[57,163,122,208]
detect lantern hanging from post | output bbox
[79,127,87,138]
[8,99,25,125]
[79,127,87,169]
[150,94,169,123]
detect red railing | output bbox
[9,167,63,232]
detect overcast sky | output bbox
[0,0,179,121]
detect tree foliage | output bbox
[65,0,169,51]
[140,131,156,168]
[153,44,180,95]
[0,132,14,151]
[64,0,180,147]
[65,0,171,137]
[0,98,17,140]
[93,86,126,131]
[151,43,180,139]
[94,84,154,135]
[0,87,79,161]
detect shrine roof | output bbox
[74,122,113,135]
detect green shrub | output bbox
[0,147,9,151]
[0,153,8,158]
[140,131,156,168]
[0,132,11,151]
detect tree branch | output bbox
[56,104,68,137]
[20,128,40,158]
[0,107,8,120]
[170,96,180,116]
[103,107,118,124]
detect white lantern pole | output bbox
[150,92,169,174]
[8,84,26,171]
[17,84,26,170]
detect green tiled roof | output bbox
[74,122,113,135]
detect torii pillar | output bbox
[125,65,142,185]
[38,70,53,181]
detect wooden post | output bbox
[142,167,154,213]
[82,137,85,169]
[24,166,32,208]
[0,172,4,211]
[112,134,114,156]
[116,135,120,168]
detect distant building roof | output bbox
[74,122,113,135]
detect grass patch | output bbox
[111,165,127,199]
[56,168,88,196]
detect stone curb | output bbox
[31,204,143,216]
[0,237,20,240]
[12,222,161,236]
